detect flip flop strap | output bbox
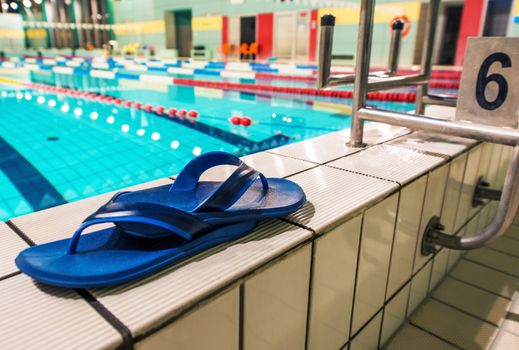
[66,202,212,254]
[194,163,268,212]
[171,151,269,213]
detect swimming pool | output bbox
[0,69,414,221]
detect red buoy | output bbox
[167,108,177,117]
[230,116,241,125]
[155,105,165,115]
[114,98,122,105]
[240,117,252,127]
[123,100,132,107]
[187,110,199,118]
[133,102,142,109]
[177,109,187,117]
[144,104,153,112]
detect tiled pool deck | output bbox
[386,223,519,350]
[0,106,515,349]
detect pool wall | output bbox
[0,104,512,349]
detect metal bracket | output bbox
[472,176,502,207]
[421,216,443,256]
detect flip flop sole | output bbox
[16,221,257,288]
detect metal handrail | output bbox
[317,0,519,253]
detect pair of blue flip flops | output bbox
[16,152,305,288]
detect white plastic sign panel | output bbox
[456,37,519,129]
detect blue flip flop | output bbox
[105,151,306,230]
[15,152,305,288]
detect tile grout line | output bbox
[133,231,315,342]
[6,220,36,246]
[378,185,403,348]
[75,289,134,350]
[485,245,519,260]
[238,284,245,350]
[0,270,21,282]
[429,295,501,328]
[447,275,513,301]
[303,240,316,350]
[343,212,366,349]
[503,234,519,242]
[408,322,464,349]
[5,218,135,349]
[462,256,519,279]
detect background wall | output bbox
[0,14,25,52]
[109,0,426,66]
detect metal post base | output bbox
[473,177,502,207]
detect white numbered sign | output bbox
[456,37,519,129]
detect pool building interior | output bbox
[1,0,519,349]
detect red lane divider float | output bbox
[173,77,458,102]
[22,82,201,121]
[173,77,417,102]
[256,70,461,83]
[229,116,253,127]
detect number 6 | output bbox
[476,52,512,111]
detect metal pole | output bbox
[387,19,404,75]
[350,0,376,147]
[358,107,519,146]
[415,0,441,114]
[317,15,335,89]
[423,144,519,250]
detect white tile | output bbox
[448,214,477,271]
[440,153,468,233]
[287,165,398,234]
[243,244,311,350]
[136,287,239,350]
[381,284,411,345]
[389,131,476,157]
[450,259,519,300]
[466,247,519,278]
[0,274,122,349]
[268,123,408,164]
[407,261,432,317]
[432,277,511,326]
[307,215,362,350]
[386,176,427,299]
[491,331,519,350]
[502,297,519,337]
[385,323,457,349]
[487,144,503,187]
[352,194,398,333]
[350,312,382,350]
[94,221,311,337]
[268,129,361,164]
[328,144,445,185]
[477,142,493,194]
[489,236,519,258]
[10,178,171,244]
[497,146,513,188]
[200,151,314,180]
[505,223,519,240]
[413,164,449,273]
[361,122,410,145]
[429,248,449,291]
[411,299,499,349]
[0,222,28,277]
[455,145,482,231]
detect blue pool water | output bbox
[0,71,413,221]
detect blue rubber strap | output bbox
[171,151,269,212]
[67,202,212,254]
[194,163,268,212]
[171,152,243,192]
